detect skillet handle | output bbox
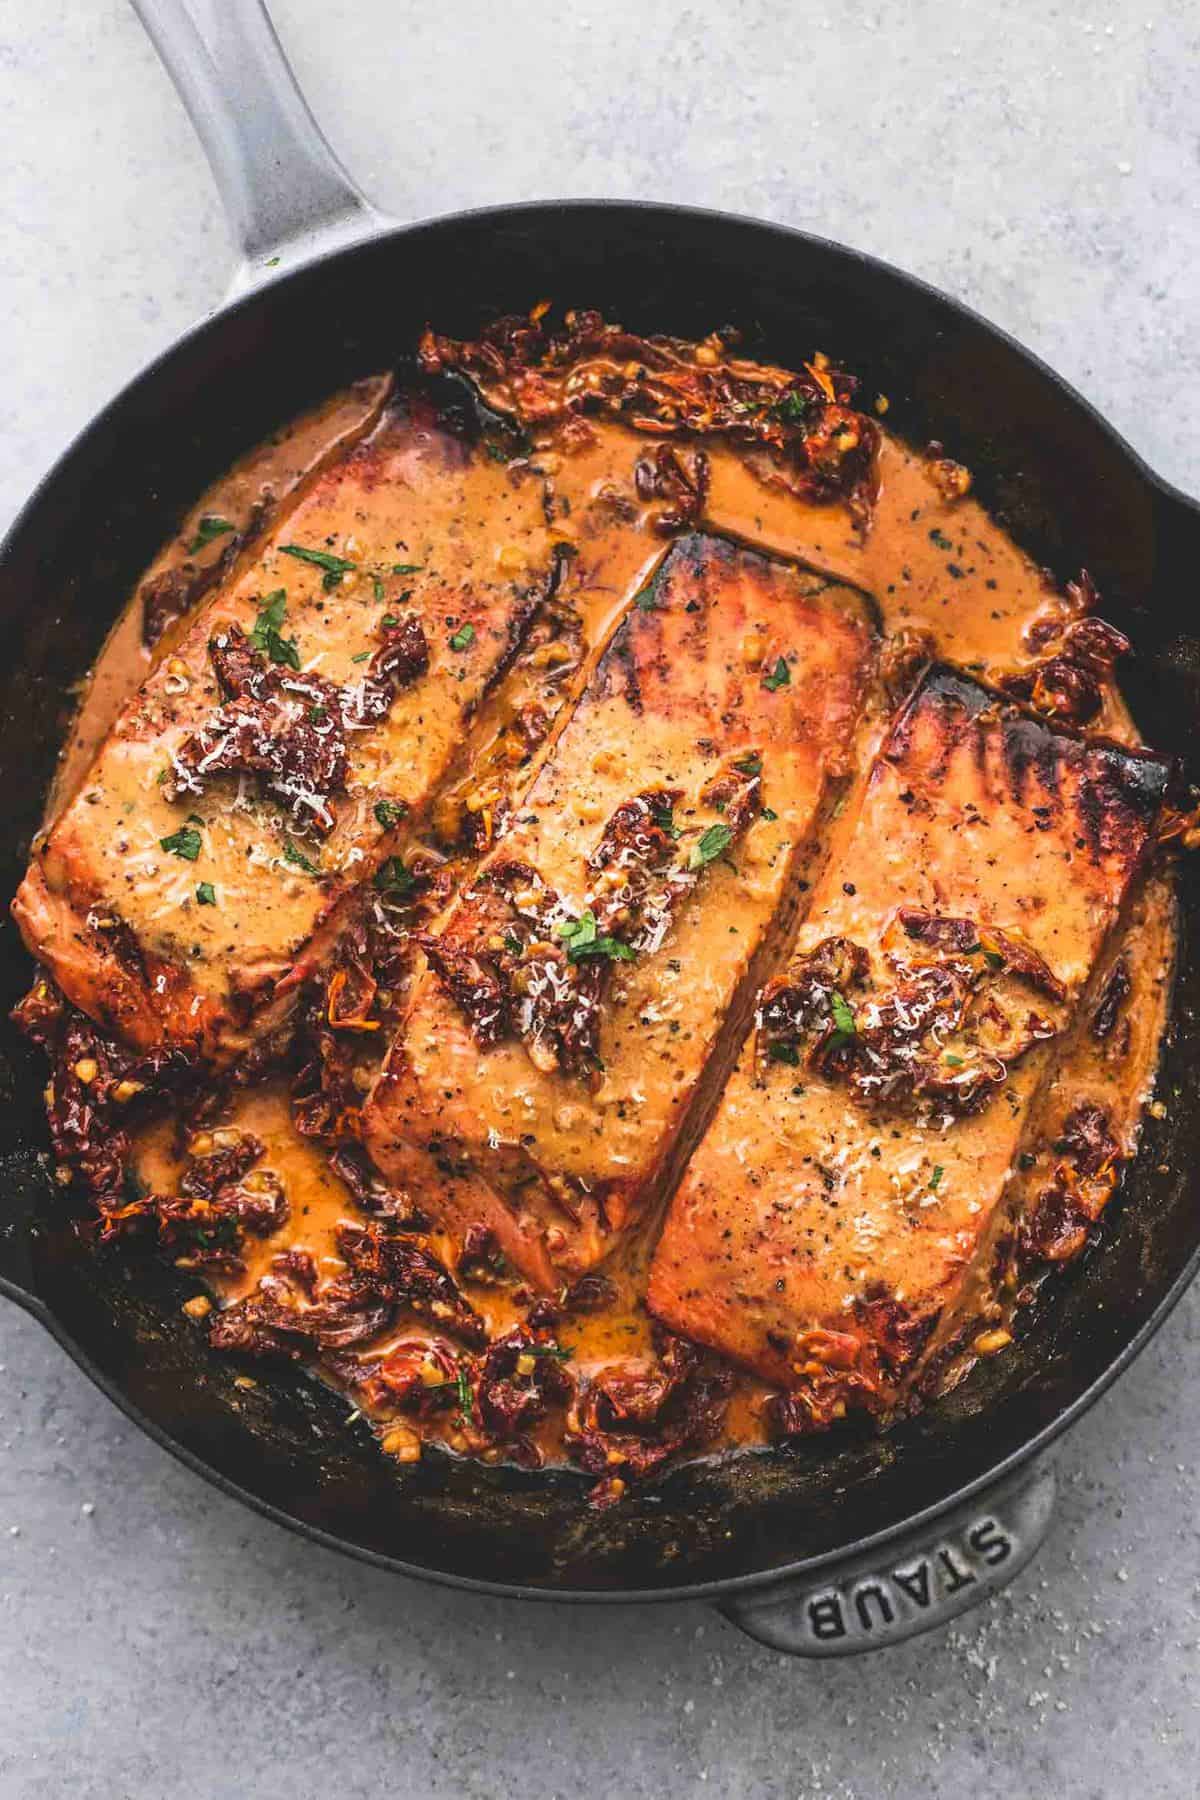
[718,1458,1056,1656]
[131,0,393,292]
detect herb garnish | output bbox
[374,799,407,830]
[282,838,320,876]
[280,544,356,590]
[392,563,423,575]
[733,753,763,776]
[375,856,416,897]
[633,571,662,612]
[775,391,814,425]
[187,515,235,555]
[762,806,779,822]
[160,824,202,861]
[372,576,385,603]
[944,1053,965,1067]
[351,650,371,663]
[826,990,858,1051]
[456,1367,473,1420]
[964,940,1005,970]
[448,623,475,651]
[689,822,733,870]
[558,911,635,963]
[195,881,217,906]
[929,1165,945,1191]
[763,656,791,692]
[249,589,300,669]
[650,797,681,838]
[768,1042,801,1066]
[503,934,523,955]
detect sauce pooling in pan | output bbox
[12,312,1178,1503]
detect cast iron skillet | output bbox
[1,0,1197,1655]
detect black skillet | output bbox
[1,0,1197,1655]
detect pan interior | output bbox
[1,204,1196,1593]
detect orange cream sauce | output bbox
[77,373,1170,1469]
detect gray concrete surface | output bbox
[2,2,1199,1794]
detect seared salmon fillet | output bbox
[13,398,566,1057]
[647,666,1169,1419]
[365,534,876,1291]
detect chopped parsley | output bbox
[763,655,791,691]
[372,576,385,603]
[826,990,858,1050]
[351,649,371,663]
[944,1053,965,1067]
[374,856,416,897]
[280,543,356,590]
[689,822,733,869]
[195,882,217,906]
[768,1042,801,1066]
[392,563,422,575]
[187,515,235,555]
[558,910,635,963]
[831,991,857,1034]
[282,838,320,876]
[929,1165,945,1192]
[160,824,202,861]
[373,799,407,830]
[633,571,663,612]
[249,589,300,669]
[733,753,763,776]
[448,623,475,651]
[775,390,814,425]
[650,797,681,838]
[762,806,779,822]
[456,1367,473,1420]
[503,933,523,955]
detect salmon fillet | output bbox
[364,533,876,1291]
[647,666,1169,1421]
[13,398,566,1058]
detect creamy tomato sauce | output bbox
[32,330,1174,1484]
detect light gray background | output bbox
[2,3,1198,1795]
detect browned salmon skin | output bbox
[12,400,564,1058]
[365,533,876,1290]
[647,665,1169,1421]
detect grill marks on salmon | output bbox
[647,666,1169,1422]
[364,533,876,1291]
[12,398,568,1057]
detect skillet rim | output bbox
[2,194,1197,1602]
